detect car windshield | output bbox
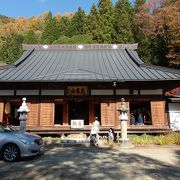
[0,123,18,132]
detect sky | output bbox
[0,0,118,19]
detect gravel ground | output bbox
[0,145,180,180]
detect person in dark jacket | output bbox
[130,113,135,125]
[108,128,116,142]
[137,113,144,125]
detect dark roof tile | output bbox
[0,45,179,82]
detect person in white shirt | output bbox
[90,117,100,146]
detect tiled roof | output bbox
[0,44,179,82]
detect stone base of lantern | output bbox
[19,120,26,133]
[118,138,134,148]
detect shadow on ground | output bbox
[0,146,180,180]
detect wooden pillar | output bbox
[0,101,4,121]
[115,101,120,128]
[63,101,69,125]
[38,101,41,126]
[151,101,166,126]
[89,101,94,125]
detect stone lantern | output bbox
[118,98,129,144]
[17,98,30,133]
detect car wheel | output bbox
[2,144,20,162]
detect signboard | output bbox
[169,112,180,131]
[169,103,180,131]
[71,120,84,129]
[67,86,88,96]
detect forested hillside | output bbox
[0,14,14,25]
[0,0,179,68]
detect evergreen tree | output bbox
[150,35,169,66]
[53,35,94,44]
[41,12,59,44]
[133,22,152,64]
[0,33,23,64]
[23,30,38,44]
[53,36,71,44]
[69,34,94,44]
[66,7,86,37]
[114,0,134,43]
[58,16,71,36]
[98,0,114,43]
[85,4,102,43]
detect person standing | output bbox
[90,117,100,146]
[108,128,116,142]
[137,113,144,125]
[93,117,100,127]
[130,113,135,125]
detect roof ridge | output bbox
[0,49,35,70]
[125,48,142,67]
[22,44,138,50]
[14,49,35,67]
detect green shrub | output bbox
[154,133,180,145]
[172,132,180,145]
[129,132,180,145]
[129,134,154,145]
[42,132,180,146]
[154,135,168,145]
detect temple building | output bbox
[0,44,179,134]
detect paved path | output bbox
[0,146,180,180]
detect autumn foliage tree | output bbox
[134,0,180,66]
[163,0,180,66]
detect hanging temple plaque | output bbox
[67,86,88,96]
